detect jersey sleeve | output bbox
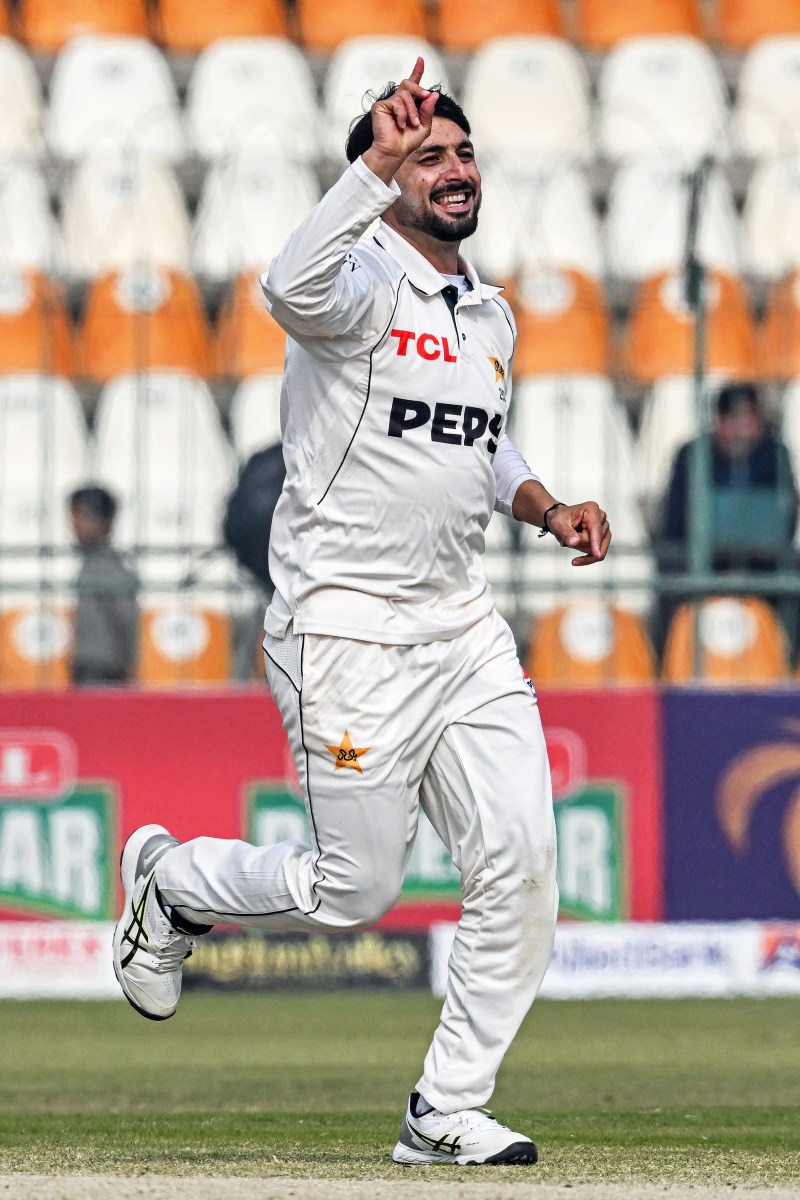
[493,433,541,518]
[262,157,401,343]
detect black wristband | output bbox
[538,502,565,539]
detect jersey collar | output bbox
[374,220,502,306]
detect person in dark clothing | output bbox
[69,485,139,685]
[657,381,799,646]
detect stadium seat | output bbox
[92,372,235,553]
[623,270,758,385]
[216,272,286,379]
[462,37,592,163]
[733,38,800,159]
[297,0,427,54]
[0,373,88,554]
[662,597,790,684]
[605,159,741,281]
[193,156,320,282]
[0,270,75,378]
[0,161,60,274]
[576,0,703,51]
[715,0,800,50]
[18,0,148,54]
[597,37,729,165]
[137,596,232,685]
[229,372,284,459]
[155,0,288,54]
[464,158,602,282]
[61,154,191,281]
[0,3,9,35]
[511,375,654,613]
[0,37,44,160]
[187,38,320,163]
[760,271,800,380]
[526,599,657,686]
[46,35,184,163]
[435,0,563,53]
[634,374,725,530]
[79,267,212,384]
[742,158,800,279]
[322,36,449,164]
[511,268,610,378]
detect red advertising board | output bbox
[0,686,662,924]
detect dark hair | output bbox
[345,83,471,164]
[716,382,760,418]
[69,484,118,523]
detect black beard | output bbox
[423,193,481,241]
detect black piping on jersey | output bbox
[491,295,516,368]
[315,272,406,507]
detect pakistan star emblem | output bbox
[487,354,505,382]
[324,730,372,773]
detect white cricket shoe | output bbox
[392,1092,539,1165]
[112,823,206,1021]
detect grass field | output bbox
[2,991,800,1194]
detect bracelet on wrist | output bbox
[538,501,565,538]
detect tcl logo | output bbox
[388,397,502,452]
[544,727,587,800]
[391,328,458,362]
[0,730,77,800]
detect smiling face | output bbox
[387,116,482,244]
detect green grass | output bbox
[3,992,800,1184]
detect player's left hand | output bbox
[548,502,611,566]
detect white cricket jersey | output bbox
[261,156,539,644]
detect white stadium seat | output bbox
[0,37,44,160]
[742,157,800,278]
[733,37,800,159]
[192,155,320,281]
[0,373,88,552]
[187,37,320,163]
[61,154,191,281]
[46,35,185,163]
[463,36,592,163]
[0,161,60,274]
[512,375,654,612]
[464,157,602,281]
[322,36,450,163]
[229,371,284,460]
[597,36,729,164]
[92,372,236,554]
[605,158,740,280]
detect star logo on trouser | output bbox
[324,730,371,773]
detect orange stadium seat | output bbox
[215,271,287,380]
[0,270,75,378]
[759,270,800,382]
[0,601,73,689]
[297,0,427,53]
[18,0,148,54]
[137,599,232,686]
[511,269,609,378]
[576,0,703,51]
[0,3,11,37]
[527,600,656,687]
[155,0,288,54]
[623,270,758,385]
[435,0,563,53]
[663,597,789,685]
[715,0,800,49]
[79,267,212,385]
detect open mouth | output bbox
[431,188,475,215]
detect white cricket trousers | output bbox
[155,608,558,1113]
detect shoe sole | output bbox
[392,1139,539,1166]
[112,823,176,1023]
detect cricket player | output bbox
[113,61,611,1166]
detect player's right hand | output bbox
[364,58,439,175]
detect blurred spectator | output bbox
[657,381,798,643]
[69,485,139,685]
